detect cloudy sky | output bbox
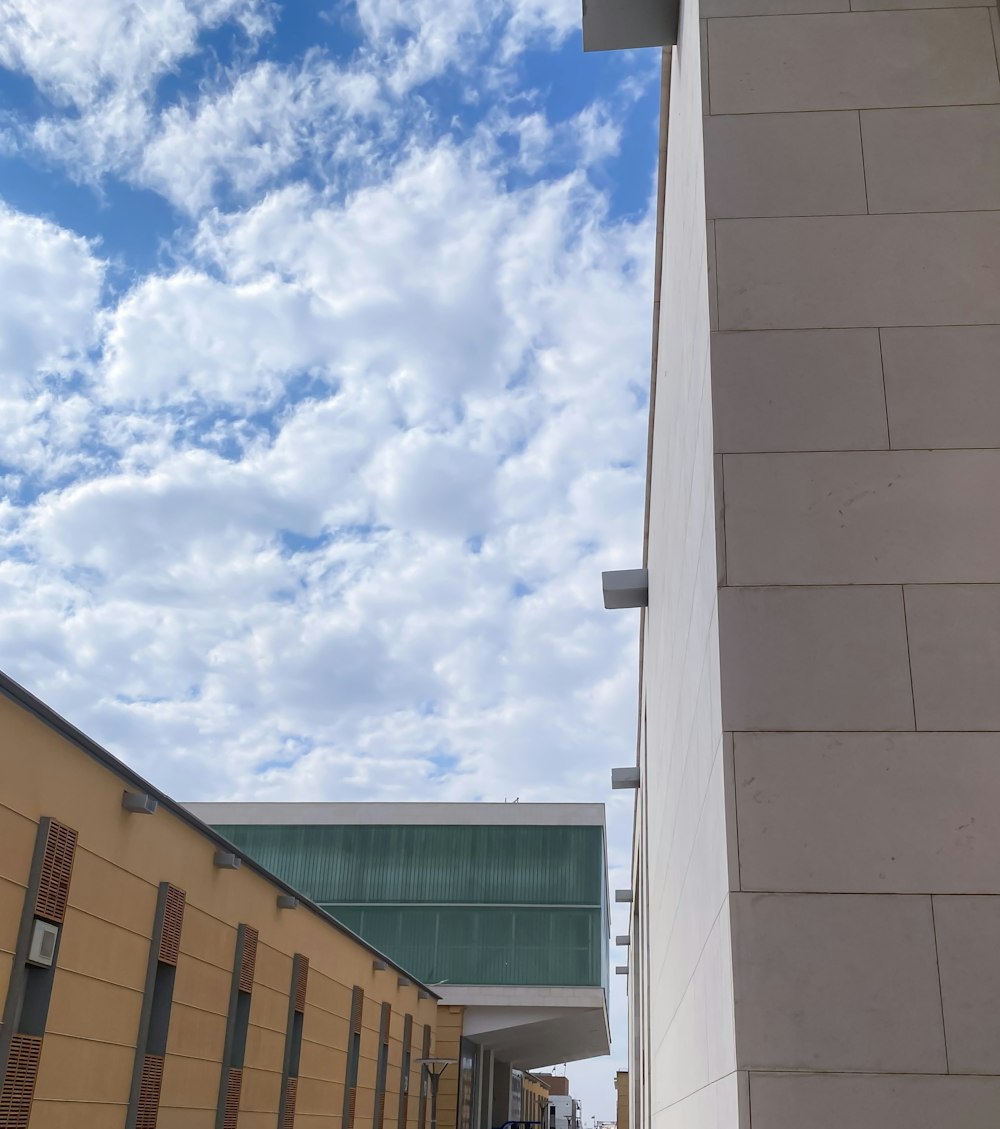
[0,0,658,1111]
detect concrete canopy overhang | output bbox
[435,986,609,1069]
[581,0,679,52]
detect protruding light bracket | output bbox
[602,569,648,610]
[615,888,633,903]
[214,851,241,870]
[582,0,679,52]
[373,959,389,971]
[122,791,158,814]
[398,976,411,988]
[277,894,298,909]
[615,965,629,976]
[616,935,630,946]
[418,989,431,1000]
[611,767,641,790]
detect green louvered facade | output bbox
[211,823,608,989]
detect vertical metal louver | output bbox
[281,1076,298,1128]
[34,820,77,924]
[238,927,258,992]
[294,956,309,1013]
[135,1055,165,1129]
[0,1033,42,1129]
[222,1067,242,1129]
[157,886,186,966]
[346,1087,358,1129]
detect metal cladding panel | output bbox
[324,905,603,987]
[209,824,605,906]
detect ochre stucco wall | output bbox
[0,691,440,1128]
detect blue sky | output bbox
[0,0,659,1112]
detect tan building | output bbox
[613,1072,626,1129]
[0,670,441,1128]
[519,1073,549,1128]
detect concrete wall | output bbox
[706,0,1000,1124]
[0,689,439,1128]
[635,2,1000,1127]
[637,1,741,1127]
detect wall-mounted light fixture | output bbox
[615,889,633,903]
[122,791,158,814]
[602,569,648,610]
[582,0,679,52]
[611,767,641,789]
[616,935,630,946]
[277,894,298,909]
[213,851,241,870]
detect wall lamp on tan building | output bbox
[122,791,158,814]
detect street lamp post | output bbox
[416,1057,458,1129]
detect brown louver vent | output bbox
[374,1091,386,1129]
[399,1095,409,1127]
[222,1067,243,1129]
[346,1087,358,1129]
[294,956,309,1013]
[239,927,259,992]
[0,1033,42,1129]
[281,1076,298,1129]
[350,987,364,1033]
[157,885,186,966]
[34,820,77,924]
[135,1054,165,1129]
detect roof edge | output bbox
[0,668,439,999]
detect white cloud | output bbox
[139,55,384,212]
[101,270,334,403]
[4,0,274,183]
[0,203,103,385]
[0,0,271,108]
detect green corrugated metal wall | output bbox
[211,823,606,987]
[325,905,602,986]
[211,824,604,904]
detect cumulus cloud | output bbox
[139,55,384,212]
[0,203,104,384]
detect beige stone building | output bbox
[587,1,1000,1127]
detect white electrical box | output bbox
[27,919,59,967]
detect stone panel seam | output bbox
[877,328,893,448]
[992,6,1000,85]
[650,1066,743,1116]
[857,110,870,213]
[929,897,951,1073]
[718,454,727,585]
[901,586,918,730]
[729,733,743,892]
[713,220,721,323]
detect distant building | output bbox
[186,801,610,1129]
